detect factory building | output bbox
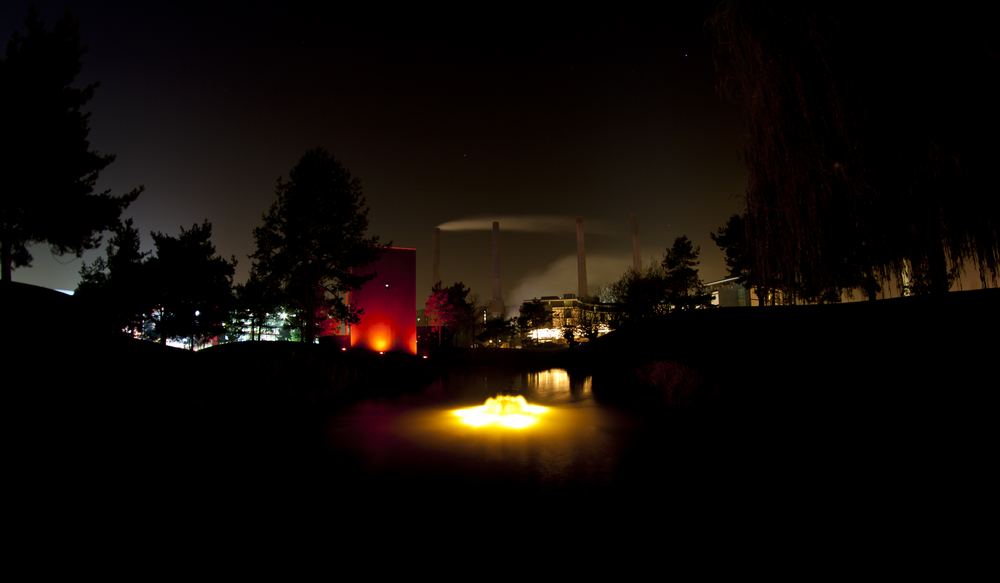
[349,247,418,354]
[703,277,753,307]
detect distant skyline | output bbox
[4,2,749,312]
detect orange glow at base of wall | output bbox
[349,248,417,355]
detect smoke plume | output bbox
[438,215,611,234]
[505,253,632,318]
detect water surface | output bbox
[318,368,698,509]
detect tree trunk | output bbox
[305,308,315,344]
[863,271,879,302]
[927,241,950,294]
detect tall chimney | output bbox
[631,214,642,271]
[576,216,588,298]
[490,221,503,318]
[432,227,441,288]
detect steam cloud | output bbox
[438,215,611,234]
[505,253,632,318]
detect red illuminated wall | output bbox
[350,247,417,354]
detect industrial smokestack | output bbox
[432,227,441,288]
[490,221,503,318]
[631,214,642,271]
[576,216,588,298]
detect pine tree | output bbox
[663,236,710,310]
[1,8,141,282]
[148,220,235,348]
[251,148,385,343]
[76,218,150,336]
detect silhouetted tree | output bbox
[711,214,750,289]
[148,220,236,349]
[425,282,475,347]
[662,236,709,310]
[76,218,150,336]
[708,2,1000,299]
[251,148,384,344]
[478,316,516,347]
[606,263,668,324]
[1,8,141,282]
[279,295,340,342]
[517,298,551,345]
[232,264,282,341]
[575,301,605,340]
[711,213,775,306]
[561,325,579,347]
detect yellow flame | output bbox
[452,395,548,428]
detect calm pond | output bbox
[313,367,731,512]
[174,365,829,528]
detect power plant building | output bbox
[520,294,615,343]
[350,247,418,354]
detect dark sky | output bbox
[4,1,747,314]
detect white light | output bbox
[530,328,563,340]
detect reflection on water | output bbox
[529,369,592,402]
[323,368,631,496]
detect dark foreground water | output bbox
[60,361,963,555]
[160,364,919,538]
[323,369,630,500]
[277,368,784,518]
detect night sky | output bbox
[4,1,747,314]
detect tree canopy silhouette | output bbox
[251,147,385,344]
[148,220,236,348]
[1,8,141,282]
[708,2,1000,299]
[232,263,281,342]
[425,282,476,347]
[662,235,710,310]
[76,218,150,336]
[517,298,551,341]
[605,262,668,323]
[711,213,774,304]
